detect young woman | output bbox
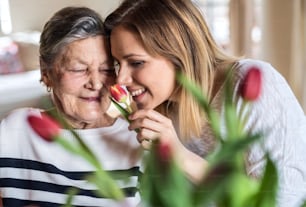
[104,0,306,206]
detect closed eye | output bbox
[67,68,87,74]
[130,60,144,68]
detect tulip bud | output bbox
[239,67,262,101]
[110,84,128,103]
[27,114,61,142]
[157,141,172,165]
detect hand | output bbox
[128,109,183,151]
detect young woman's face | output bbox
[50,36,115,127]
[110,26,177,110]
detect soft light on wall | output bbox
[0,0,12,35]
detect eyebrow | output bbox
[71,58,111,66]
[122,53,146,59]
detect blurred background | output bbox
[0,0,305,119]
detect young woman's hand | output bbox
[128,109,208,183]
[128,109,182,150]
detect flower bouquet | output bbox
[136,67,277,207]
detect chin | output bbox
[85,111,101,119]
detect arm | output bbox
[178,146,209,183]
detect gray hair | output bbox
[39,6,105,71]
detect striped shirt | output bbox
[0,108,143,207]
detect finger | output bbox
[140,139,153,150]
[140,127,160,140]
[136,128,159,143]
[129,109,165,123]
[129,116,165,132]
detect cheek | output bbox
[51,89,78,118]
[146,69,176,100]
[57,75,83,94]
[155,66,176,90]
[52,77,81,107]
[53,88,76,108]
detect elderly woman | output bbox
[0,6,142,207]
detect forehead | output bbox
[58,36,110,61]
[110,26,148,57]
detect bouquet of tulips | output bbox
[105,67,278,207]
[134,67,278,207]
[27,66,305,207]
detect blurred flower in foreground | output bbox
[239,67,262,101]
[27,113,61,142]
[157,141,172,164]
[237,67,262,134]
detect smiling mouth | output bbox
[130,88,146,97]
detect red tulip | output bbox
[27,114,61,142]
[157,141,172,164]
[239,67,262,101]
[110,84,128,103]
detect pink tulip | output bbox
[27,114,61,142]
[239,67,262,101]
[110,84,128,103]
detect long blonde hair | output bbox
[105,0,240,140]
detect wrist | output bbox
[178,147,208,184]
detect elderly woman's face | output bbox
[51,36,115,128]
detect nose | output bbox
[85,71,103,90]
[116,65,132,86]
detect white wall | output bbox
[9,0,121,32]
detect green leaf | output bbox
[87,170,125,201]
[254,155,278,207]
[209,133,262,166]
[222,68,246,140]
[61,188,79,207]
[192,161,235,206]
[224,103,241,140]
[300,200,306,207]
[228,172,259,207]
[140,142,192,207]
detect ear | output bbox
[40,69,53,88]
[41,73,49,86]
[40,59,53,87]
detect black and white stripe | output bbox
[0,158,142,207]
